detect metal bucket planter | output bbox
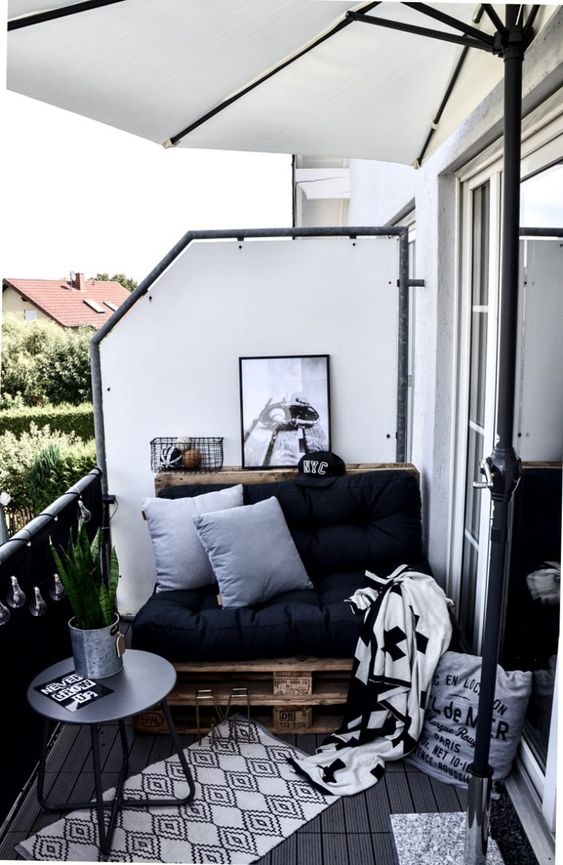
[69,615,124,679]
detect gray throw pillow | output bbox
[143,485,244,592]
[193,496,313,607]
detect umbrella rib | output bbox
[7,0,127,31]
[415,4,487,167]
[480,4,507,35]
[167,0,380,146]
[402,2,495,47]
[349,12,493,52]
[523,5,541,44]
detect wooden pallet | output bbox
[142,464,416,736]
[134,657,353,735]
[154,462,418,493]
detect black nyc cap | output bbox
[294,451,346,487]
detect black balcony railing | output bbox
[0,468,103,824]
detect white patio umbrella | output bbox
[6,3,558,862]
[8,1,543,163]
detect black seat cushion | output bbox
[132,470,429,661]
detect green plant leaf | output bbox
[51,523,117,630]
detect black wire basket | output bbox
[150,437,224,473]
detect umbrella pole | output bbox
[464,13,524,865]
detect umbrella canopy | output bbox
[6,1,554,166]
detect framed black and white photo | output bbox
[239,355,331,468]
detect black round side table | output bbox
[28,649,195,855]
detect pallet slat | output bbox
[134,708,344,736]
[155,463,418,493]
[136,656,353,735]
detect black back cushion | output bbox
[160,469,423,580]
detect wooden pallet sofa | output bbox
[132,464,428,734]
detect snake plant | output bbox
[51,521,119,630]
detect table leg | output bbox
[35,705,194,854]
[121,699,195,808]
[90,723,129,854]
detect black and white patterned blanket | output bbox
[289,565,453,796]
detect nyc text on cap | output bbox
[294,451,346,487]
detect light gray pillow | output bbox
[143,485,244,592]
[193,496,313,608]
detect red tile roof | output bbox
[3,275,131,329]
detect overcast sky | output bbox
[1,88,292,284]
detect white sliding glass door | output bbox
[451,116,563,834]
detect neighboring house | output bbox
[2,272,130,329]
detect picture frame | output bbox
[239,355,331,469]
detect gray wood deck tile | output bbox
[406,770,438,812]
[455,786,468,809]
[320,797,346,832]
[271,832,296,865]
[146,735,175,764]
[44,724,81,773]
[429,776,463,812]
[32,810,66,831]
[8,781,43,833]
[297,733,317,755]
[298,810,323,833]
[347,832,377,865]
[0,831,26,860]
[343,794,371,833]
[8,770,71,834]
[364,779,392,833]
[385,772,416,813]
[102,727,133,773]
[95,723,120,771]
[297,831,323,865]
[371,832,401,865]
[322,832,348,865]
[65,770,96,805]
[127,732,157,776]
[49,725,92,774]
[385,760,407,773]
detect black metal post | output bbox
[465,10,524,864]
[397,228,410,463]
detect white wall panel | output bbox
[100,235,400,614]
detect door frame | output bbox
[448,106,563,825]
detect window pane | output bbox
[464,427,484,542]
[521,162,563,229]
[469,311,487,428]
[471,183,490,306]
[460,539,478,651]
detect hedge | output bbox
[0,423,97,514]
[0,403,94,440]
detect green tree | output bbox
[38,326,93,405]
[1,315,92,406]
[93,272,137,292]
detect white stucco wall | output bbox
[341,9,563,584]
[100,234,402,615]
[2,286,48,320]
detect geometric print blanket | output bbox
[16,717,336,863]
[289,565,453,796]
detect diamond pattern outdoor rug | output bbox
[17,716,336,862]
